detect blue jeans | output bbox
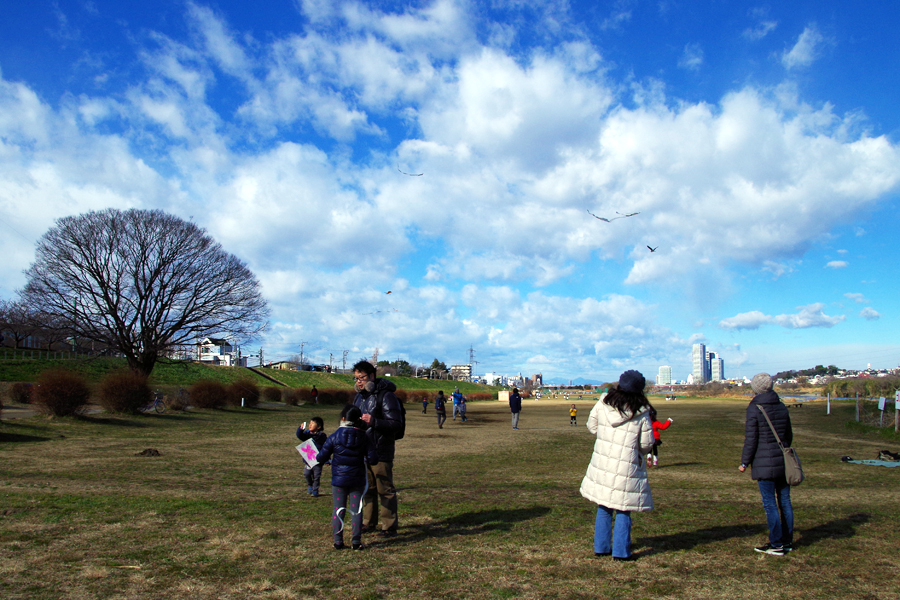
[758,477,793,547]
[594,505,632,558]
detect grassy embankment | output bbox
[1,396,898,599]
[0,357,495,399]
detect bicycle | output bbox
[142,391,166,414]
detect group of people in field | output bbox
[296,364,794,559]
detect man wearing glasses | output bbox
[352,360,404,537]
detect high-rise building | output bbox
[710,354,725,381]
[657,366,672,385]
[692,343,710,384]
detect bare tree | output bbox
[21,208,269,376]
[0,299,38,348]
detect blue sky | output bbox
[1,0,899,382]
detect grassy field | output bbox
[1,397,898,599]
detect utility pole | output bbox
[342,350,349,372]
[329,353,334,371]
[259,347,263,367]
[299,341,307,366]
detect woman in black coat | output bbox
[739,373,794,556]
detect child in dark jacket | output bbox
[316,405,379,550]
[296,417,327,496]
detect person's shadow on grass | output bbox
[635,513,870,557]
[794,513,869,548]
[637,524,766,556]
[375,505,552,545]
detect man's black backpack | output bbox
[374,388,406,441]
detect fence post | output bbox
[856,393,860,422]
[827,393,831,415]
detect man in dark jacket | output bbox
[739,373,794,556]
[352,360,403,537]
[509,387,522,430]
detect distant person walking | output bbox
[740,373,794,556]
[570,404,577,426]
[509,387,522,430]
[311,385,319,405]
[434,391,447,429]
[580,370,654,561]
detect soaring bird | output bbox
[587,209,640,222]
[397,166,424,176]
[647,246,658,252]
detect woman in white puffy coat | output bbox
[580,370,655,560]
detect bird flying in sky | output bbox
[397,166,424,176]
[587,209,640,222]
[647,246,658,252]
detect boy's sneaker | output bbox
[754,544,785,556]
[333,542,345,550]
[782,543,793,553]
[352,542,365,550]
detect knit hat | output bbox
[618,370,645,394]
[750,373,773,395]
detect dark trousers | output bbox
[304,464,322,494]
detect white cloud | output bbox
[743,20,777,41]
[2,3,899,378]
[859,307,881,320]
[844,292,867,303]
[826,261,848,269]
[782,25,825,70]
[719,303,845,330]
[678,43,703,71]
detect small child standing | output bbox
[570,404,577,426]
[316,405,378,550]
[296,417,327,496]
[422,396,428,414]
[647,407,673,467]
[459,395,468,422]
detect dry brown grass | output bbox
[1,397,898,599]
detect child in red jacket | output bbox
[647,407,673,467]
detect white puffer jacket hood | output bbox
[579,395,655,512]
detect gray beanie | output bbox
[750,373,773,395]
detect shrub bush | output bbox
[98,371,153,414]
[317,388,353,405]
[10,382,34,404]
[164,388,189,411]
[33,369,92,416]
[283,388,301,406]
[227,379,260,407]
[262,386,282,403]
[466,392,493,402]
[189,380,227,409]
[394,389,408,404]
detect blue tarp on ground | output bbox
[844,459,900,467]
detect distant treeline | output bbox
[824,376,900,399]
[774,365,840,380]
